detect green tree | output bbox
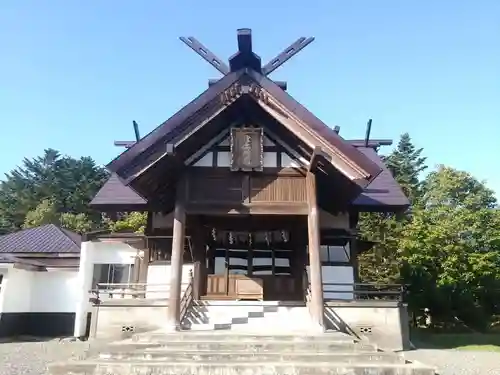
[400,167,500,330]
[59,212,94,234]
[0,149,108,232]
[423,165,497,210]
[22,199,94,234]
[384,133,427,205]
[23,199,60,228]
[359,133,426,284]
[109,212,147,233]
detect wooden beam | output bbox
[184,129,230,166]
[179,36,230,76]
[208,78,287,91]
[252,91,374,185]
[185,202,309,216]
[306,171,324,329]
[262,37,315,76]
[308,146,331,172]
[166,178,186,331]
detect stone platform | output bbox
[49,331,436,375]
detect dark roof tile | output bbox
[90,173,147,208]
[0,224,81,254]
[352,147,410,210]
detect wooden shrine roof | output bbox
[91,141,409,212]
[93,30,409,213]
[106,69,382,186]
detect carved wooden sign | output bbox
[230,127,263,172]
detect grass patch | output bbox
[412,329,500,352]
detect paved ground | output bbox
[0,339,90,375]
[404,348,500,375]
[0,338,499,375]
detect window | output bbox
[92,264,134,288]
[320,245,350,264]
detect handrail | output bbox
[179,270,194,324]
[90,282,185,300]
[301,272,405,303]
[323,282,405,301]
[303,269,313,318]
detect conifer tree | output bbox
[358,133,426,283]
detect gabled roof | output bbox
[0,224,81,254]
[90,173,148,209]
[352,147,409,210]
[107,69,383,185]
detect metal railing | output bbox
[180,270,194,322]
[323,282,405,302]
[89,282,196,301]
[303,270,314,317]
[301,272,405,303]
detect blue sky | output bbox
[1,1,498,198]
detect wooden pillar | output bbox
[306,171,324,329]
[166,181,186,331]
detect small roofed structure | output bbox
[0,225,81,338]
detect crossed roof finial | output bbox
[114,30,315,149]
[179,28,314,90]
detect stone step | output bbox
[49,360,436,375]
[95,340,378,354]
[132,332,356,343]
[182,323,320,333]
[97,350,405,364]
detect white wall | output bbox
[306,265,354,301]
[0,265,10,312]
[0,267,33,313]
[88,241,138,264]
[0,267,78,314]
[30,271,79,313]
[321,266,354,300]
[146,263,194,298]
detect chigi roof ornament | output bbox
[180,28,315,91]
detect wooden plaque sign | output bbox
[230,127,264,171]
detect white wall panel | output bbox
[30,270,79,313]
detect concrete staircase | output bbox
[182,300,320,333]
[49,332,436,374]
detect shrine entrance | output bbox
[201,216,307,301]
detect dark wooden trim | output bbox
[321,261,352,267]
[190,215,207,299]
[242,175,250,204]
[145,212,153,236]
[350,204,409,213]
[212,150,218,167]
[188,166,306,177]
[186,202,309,216]
[214,145,281,153]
